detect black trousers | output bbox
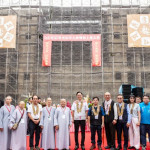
[74,120,86,146]
[105,122,116,148]
[140,124,150,146]
[27,117,30,135]
[90,125,102,146]
[29,120,41,147]
[116,121,128,148]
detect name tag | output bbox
[62,115,66,119]
[119,116,122,120]
[48,116,51,121]
[21,119,24,124]
[106,111,108,115]
[95,115,98,119]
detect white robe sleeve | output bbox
[0,107,4,128]
[54,108,58,126]
[8,110,17,129]
[39,108,44,126]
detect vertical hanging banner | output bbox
[0,16,17,48]
[42,34,101,67]
[92,40,101,66]
[42,40,52,66]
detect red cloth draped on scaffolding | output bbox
[42,34,101,67]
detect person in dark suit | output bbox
[116,94,130,150]
[102,92,117,150]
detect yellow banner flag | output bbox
[0,15,17,48]
[127,14,150,47]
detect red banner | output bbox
[42,34,101,67]
[42,40,52,66]
[92,40,101,66]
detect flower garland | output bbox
[92,105,100,116]
[76,100,83,113]
[117,102,125,116]
[32,104,39,115]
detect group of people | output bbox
[92,92,150,150]
[0,92,150,150]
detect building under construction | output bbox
[0,0,150,104]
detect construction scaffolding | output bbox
[0,0,150,104]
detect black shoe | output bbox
[90,144,96,150]
[123,147,127,150]
[98,145,102,150]
[142,146,146,150]
[74,145,79,150]
[81,145,85,150]
[116,146,122,150]
[128,146,134,149]
[110,148,115,150]
[105,146,111,149]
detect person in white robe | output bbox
[0,96,15,150]
[28,95,42,150]
[54,98,72,150]
[40,98,56,150]
[9,101,27,150]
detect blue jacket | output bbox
[140,102,150,125]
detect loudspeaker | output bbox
[122,85,131,100]
[122,84,131,93]
[122,84,131,89]
[132,87,143,99]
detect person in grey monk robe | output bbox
[54,98,72,150]
[0,96,15,150]
[9,101,27,150]
[40,97,56,150]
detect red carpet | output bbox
[26,131,150,150]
